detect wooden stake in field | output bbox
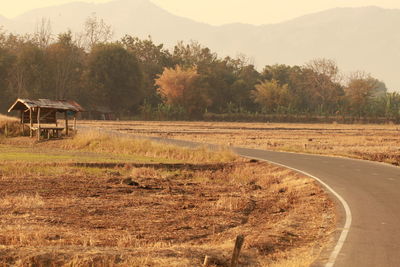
[203,255,211,266]
[230,235,245,267]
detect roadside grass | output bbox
[63,130,237,163]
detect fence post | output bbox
[230,235,245,267]
[203,255,211,266]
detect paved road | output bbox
[147,137,400,267]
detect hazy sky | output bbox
[1,0,400,24]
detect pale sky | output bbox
[1,0,400,25]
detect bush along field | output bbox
[0,118,336,267]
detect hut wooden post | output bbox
[20,110,24,136]
[37,107,41,141]
[73,113,77,133]
[65,111,69,136]
[29,108,33,138]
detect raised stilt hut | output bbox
[8,99,84,140]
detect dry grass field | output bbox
[0,122,335,266]
[0,114,21,137]
[81,120,400,166]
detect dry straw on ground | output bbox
[64,130,237,163]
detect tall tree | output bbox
[121,35,173,105]
[46,31,85,100]
[8,42,47,99]
[345,71,381,116]
[306,58,342,84]
[251,79,291,113]
[173,41,217,69]
[86,43,143,114]
[262,64,306,112]
[261,64,293,86]
[202,58,236,113]
[0,47,15,111]
[383,92,400,119]
[34,17,53,49]
[303,58,344,114]
[81,13,113,51]
[230,63,260,111]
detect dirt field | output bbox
[81,120,400,166]
[0,133,335,266]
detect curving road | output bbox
[146,136,400,267]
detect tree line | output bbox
[0,15,399,121]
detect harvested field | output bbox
[81,120,400,166]
[0,132,335,266]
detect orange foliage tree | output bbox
[155,65,211,117]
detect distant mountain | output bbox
[2,0,212,43]
[1,1,399,91]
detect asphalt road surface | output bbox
[147,137,400,267]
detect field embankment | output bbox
[0,126,335,266]
[81,120,400,166]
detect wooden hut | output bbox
[8,99,84,140]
